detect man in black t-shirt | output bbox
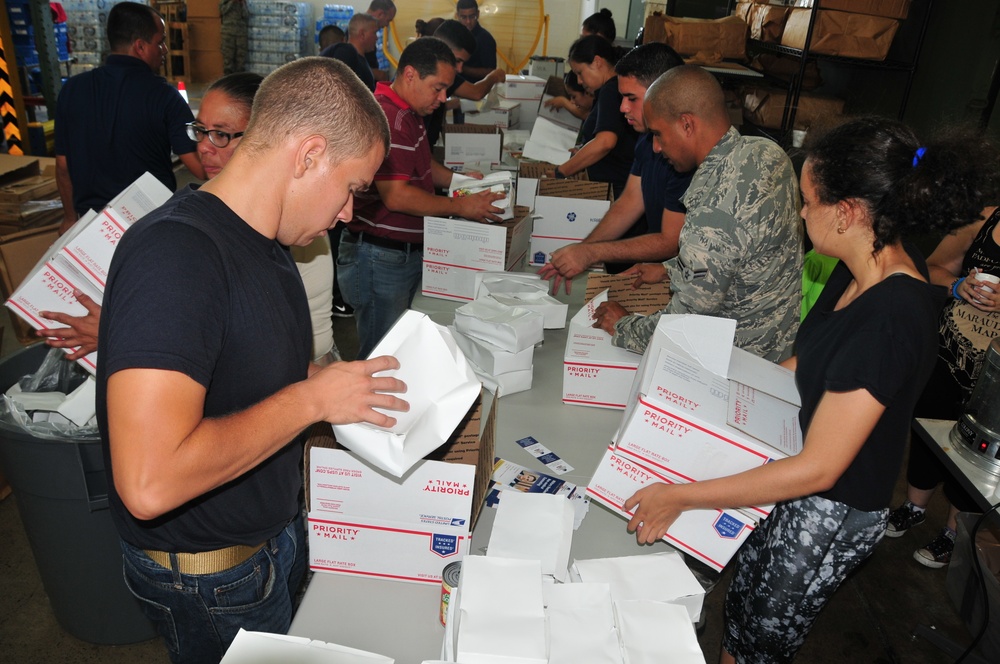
[96,58,407,664]
[455,0,498,81]
[364,0,396,82]
[321,13,378,91]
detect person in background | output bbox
[365,0,397,82]
[455,0,497,81]
[550,35,637,199]
[415,17,446,38]
[219,0,249,75]
[96,56,408,664]
[38,73,343,366]
[622,116,997,664]
[338,38,505,360]
[539,42,690,287]
[885,203,1000,568]
[582,8,616,41]
[593,66,801,362]
[320,13,378,92]
[318,24,346,50]
[54,1,204,235]
[542,70,593,122]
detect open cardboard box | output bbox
[529,179,613,266]
[562,273,671,410]
[442,124,504,171]
[305,393,497,584]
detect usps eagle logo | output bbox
[567,212,577,222]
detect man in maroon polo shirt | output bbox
[339,37,504,359]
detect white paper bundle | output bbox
[332,310,481,477]
[469,364,533,398]
[488,290,568,329]
[473,271,549,299]
[451,326,534,376]
[456,556,548,664]
[615,601,706,664]
[570,552,705,622]
[220,629,395,663]
[454,299,544,353]
[544,584,622,664]
[522,116,578,165]
[449,171,515,221]
[488,492,574,582]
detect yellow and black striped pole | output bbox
[0,4,31,156]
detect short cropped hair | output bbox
[456,0,479,13]
[645,64,727,123]
[348,13,377,39]
[398,37,457,78]
[367,0,396,14]
[206,72,263,116]
[241,57,389,167]
[433,19,476,55]
[583,9,616,41]
[319,24,345,49]
[615,42,683,88]
[107,2,160,51]
[568,34,621,66]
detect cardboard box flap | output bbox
[543,75,568,98]
[537,179,612,201]
[584,273,672,316]
[0,154,41,187]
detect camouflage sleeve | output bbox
[611,311,664,353]
[665,207,747,316]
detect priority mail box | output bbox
[58,208,130,290]
[497,75,545,129]
[529,180,613,266]
[514,161,587,212]
[613,315,801,508]
[562,274,671,410]
[587,446,756,572]
[0,223,60,343]
[307,394,497,584]
[465,100,521,129]
[443,124,503,170]
[421,207,532,302]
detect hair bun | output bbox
[600,8,613,17]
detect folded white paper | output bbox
[544,583,621,664]
[571,552,705,622]
[615,600,706,664]
[488,492,574,582]
[454,298,544,353]
[488,290,568,329]
[220,629,395,663]
[473,272,549,299]
[522,116,578,165]
[333,310,481,477]
[470,363,533,398]
[452,326,534,376]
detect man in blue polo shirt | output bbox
[539,43,691,292]
[455,0,497,81]
[54,2,204,234]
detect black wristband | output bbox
[554,167,568,179]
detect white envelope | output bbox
[615,601,706,664]
[332,310,481,477]
[571,551,705,623]
[221,629,394,663]
[456,556,548,664]
[454,299,545,353]
[544,583,621,664]
[488,492,574,582]
[450,171,515,221]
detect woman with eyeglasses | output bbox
[37,72,342,365]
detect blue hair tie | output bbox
[912,146,927,168]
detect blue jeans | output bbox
[337,234,422,360]
[120,514,307,664]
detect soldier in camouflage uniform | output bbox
[220,0,249,75]
[594,65,802,362]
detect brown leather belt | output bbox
[345,230,422,252]
[144,542,266,575]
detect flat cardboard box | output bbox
[562,274,671,410]
[307,394,497,584]
[0,224,60,343]
[464,100,521,129]
[742,85,845,131]
[587,445,756,572]
[187,17,222,51]
[421,207,532,302]
[0,154,40,187]
[529,179,613,266]
[643,13,748,59]
[781,8,900,60]
[442,124,503,170]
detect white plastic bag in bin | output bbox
[332,310,481,477]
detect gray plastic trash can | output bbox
[0,344,155,644]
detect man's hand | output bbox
[37,290,101,360]
[624,482,682,545]
[624,262,668,289]
[308,355,409,428]
[487,69,506,87]
[537,243,595,295]
[592,300,629,335]
[454,190,505,223]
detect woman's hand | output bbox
[624,482,684,545]
[960,268,1000,312]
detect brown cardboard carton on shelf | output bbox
[742,85,845,131]
[781,8,900,60]
[187,18,222,51]
[750,53,823,89]
[0,224,61,344]
[186,0,221,19]
[643,14,748,60]
[735,2,790,42]
[811,0,911,20]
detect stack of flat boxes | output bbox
[246,0,314,77]
[187,0,223,84]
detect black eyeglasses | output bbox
[185,122,244,148]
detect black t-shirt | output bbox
[795,248,944,511]
[321,42,375,92]
[467,24,497,71]
[96,187,311,551]
[581,76,636,198]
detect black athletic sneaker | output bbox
[913,529,956,569]
[885,501,925,538]
[332,299,354,318]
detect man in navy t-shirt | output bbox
[321,13,378,91]
[455,0,497,81]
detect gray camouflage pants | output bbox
[722,494,888,663]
